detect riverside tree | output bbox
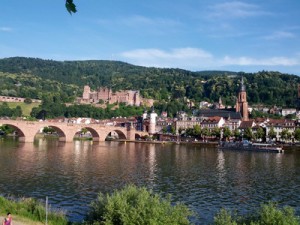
[243,127,254,141]
[214,202,300,225]
[268,127,277,141]
[85,185,192,225]
[294,128,300,142]
[222,127,232,141]
[255,127,265,142]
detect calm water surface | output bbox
[0,138,299,224]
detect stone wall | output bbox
[0,96,41,103]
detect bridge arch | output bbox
[104,129,127,140]
[0,119,148,142]
[0,123,26,141]
[74,126,100,142]
[0,122,69,142]
[46,125,67,141]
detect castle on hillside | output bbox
[77,85,154,107]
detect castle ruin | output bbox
[77,85,154,107]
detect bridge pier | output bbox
[18,136,26,142]
[19,134,35,142]
[99,136,106,142]
[127,126,136,141]
[93,137,100,142]
[59,136,67,142]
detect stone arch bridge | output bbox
[0,119,148,142]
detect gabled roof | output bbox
[239,120,255,129]
[202,116,223,124]
[196,109,242,120]
[254,118,267,123]
[267,119,295,127]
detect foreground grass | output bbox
[6,102,40,116]
[1,186,299,225]
[0,196,68,225]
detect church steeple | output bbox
[218,96,225,109]
[240,76,246,92]
[236,77,249,121]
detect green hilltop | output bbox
[0,57,299,109]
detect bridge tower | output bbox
[149,107,158,135]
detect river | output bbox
[0,138,299,224]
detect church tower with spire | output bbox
[235,77,249,121]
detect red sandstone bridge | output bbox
[0,119,148,142]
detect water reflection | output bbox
[216,150,226,187]
[146,144,157,189]
[0,139,299,224]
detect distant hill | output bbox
[0,57,236,86]
[0,57,299,108]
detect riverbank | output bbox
[2,192,299,225]
[0,196,67,225]
[107,139,300,152]
[114,139,219,146]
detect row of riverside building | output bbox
[131,77,298,142]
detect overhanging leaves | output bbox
[65,0,77,14]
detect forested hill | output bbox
[0,57,299,107]
[0,57,235,87]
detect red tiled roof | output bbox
[202,116,222,123]
[239,120,254,128]
[267,119,294,126]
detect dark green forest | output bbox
[0,57,299,118]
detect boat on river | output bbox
[218,140,284,153]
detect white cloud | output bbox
[208,1,270,19]
[263,31,296,40]
[121,48,212,59]
[221,56,299,66]
[96,15,181,29]
[0,27,12,32]
[122,15,181,27]
[119,48,213,69]
[118,47,300,70]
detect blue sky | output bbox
[1,0,300,74]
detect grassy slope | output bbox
[0,196,67,225]
[6,102,40,116]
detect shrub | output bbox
[253,202,300,225]
[214,202,300,225]
[24,98,33,104]
[214,208,237,225]
[84,185,193,225]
